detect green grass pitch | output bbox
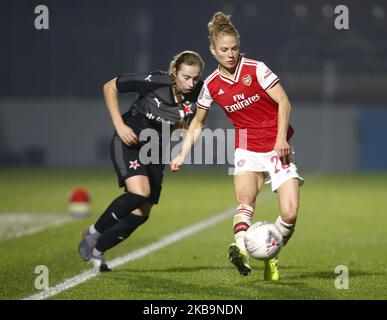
[0,168,386,300]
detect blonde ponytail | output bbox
[208,11,240,46]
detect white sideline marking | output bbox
[0,213,72,241]
[23,192,274,300]
[11,217,72,239]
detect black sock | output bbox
[94,192,148,233]
[95,213,149,252]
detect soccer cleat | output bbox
[89,251,111,272]
[264,257,279,281]
[228,243,251,276]
[78,228,98,261]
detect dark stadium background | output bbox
[1,1,387,301]
[1,0,386,170]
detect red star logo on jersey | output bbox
[242,74,252,86]
[129,160,140,170]
[183,103,193,115]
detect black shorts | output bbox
[110,134,165,204]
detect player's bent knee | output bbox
[133,203,153,217]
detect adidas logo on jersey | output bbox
[218,88,224,95]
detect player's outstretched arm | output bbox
[170,107,209,172]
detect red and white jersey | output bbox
[197,56,294,152]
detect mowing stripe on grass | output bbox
[23,191,274,300]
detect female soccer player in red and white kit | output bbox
[171,12,304,281]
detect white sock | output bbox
[233,204,254,253]
[275,216,295,245]
[236,236,247,254]
[92,248,103,257]
[89,224,101,237]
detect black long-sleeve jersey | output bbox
[116,71,203,138]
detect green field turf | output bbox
[0,168,386,300]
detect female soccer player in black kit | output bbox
[78,51,204,271]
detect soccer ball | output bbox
[244,221,283,260]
